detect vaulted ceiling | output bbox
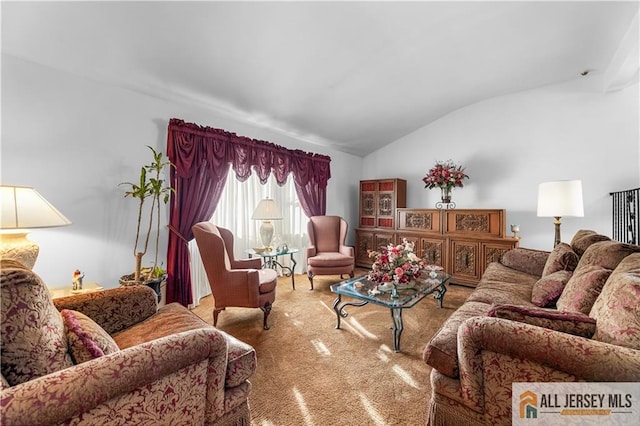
[2,1,638,157]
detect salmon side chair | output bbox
[192,222,278,330]
[306,215,355,290]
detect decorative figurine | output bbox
[277,243,288,253]
[72,269,84,291]
[510,224,521,240]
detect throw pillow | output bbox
[541,243,579,277]
[575,240,640,271]
[499,248,550,277]
[531,270,573,307]
[556,265,612,314]
[487,304,596,338]
[1,260,73,386]
[590,253,640,350]
[61,309,119,364]
[570,230,610,256]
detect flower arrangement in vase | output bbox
[422,160,469,203]
[368,239,428,296]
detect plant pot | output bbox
[119,273,167,303]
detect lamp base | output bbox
[259,220,274,250]
[0,232,39,269]
[553,216,562,248]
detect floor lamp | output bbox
[252,198,283,250]
[1,185,72,269]
[537,180,584,247]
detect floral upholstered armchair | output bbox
[1,258,256,425]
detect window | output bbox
[189,169,309,306]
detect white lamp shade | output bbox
[537,180,584,217]
[252,198,283,220]
[1,185,72,230]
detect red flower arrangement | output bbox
[422,160,469,190]
[368,239,426,285]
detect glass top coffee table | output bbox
[330,272,450,352]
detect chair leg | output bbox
[307,271,315,290]
[213,307,225,326]
[260,302,272,330]
[349,270,354,278]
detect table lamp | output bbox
[251,198,282,250]
[537,180,584,247]
[0,185,72,268]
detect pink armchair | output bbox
[192,222,278,330]
[306,215,355,290]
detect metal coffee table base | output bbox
[332,284,447,352]
[332,295,409,352]
[330,275,449,353]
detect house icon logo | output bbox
[519,390,538,419]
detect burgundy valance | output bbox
[168,118,331,188]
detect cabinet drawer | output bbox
[444,209,505,238]
[396,209,441,232]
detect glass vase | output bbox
[441,186,452,203]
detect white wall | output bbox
[3,54,637,288]
[1,55,362,288]
[363,78,639,251]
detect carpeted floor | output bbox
[191,270,472,426]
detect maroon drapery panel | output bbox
[166,118,331,306]
[166,123,232,306]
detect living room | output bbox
[1,1,637,288]
[1,1,639,425]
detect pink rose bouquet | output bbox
[368,239,427,285]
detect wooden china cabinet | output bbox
[355,178,406,266]
[354,178,519,287]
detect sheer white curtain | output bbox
[189,169,310,307]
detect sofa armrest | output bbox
[499,247,550,277]
[0,328,229,426]
[457,316,640,411]
[53,285,158,334]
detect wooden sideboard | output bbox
[355,207,519,287]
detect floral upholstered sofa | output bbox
[1,258,256,425]
[423,230,640,425]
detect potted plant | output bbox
[119,146,174,300]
